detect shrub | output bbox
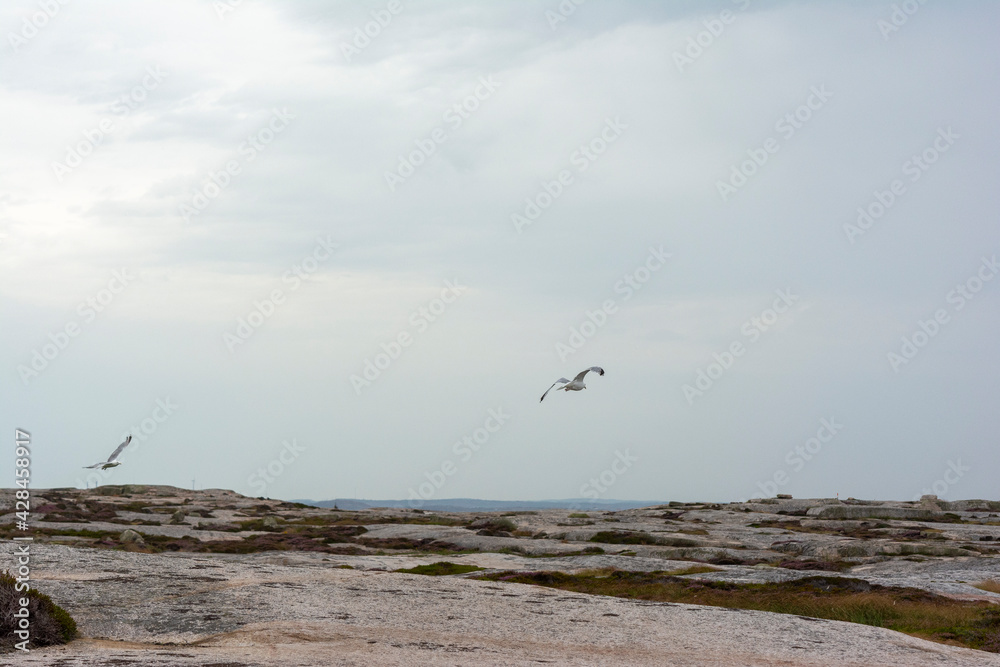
[0,570,78,652]
[395,562,485,576]
[588,531,687,546]
[467,517,517,535]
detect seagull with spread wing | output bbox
[84,435,133,469]
[539,366,605,402]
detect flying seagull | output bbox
[540,366,605,402]
[84,435,132,469]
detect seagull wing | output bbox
[83,462,104,469]
[105,435,132,463]
[540,378,570,402]
[572,366,604,383]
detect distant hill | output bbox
[291,498,667,512]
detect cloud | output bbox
[2,0,998,502]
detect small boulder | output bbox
[262,516,280,530]
[919,494,944,511]
[168,510,187,525]
[119,529,145,546]
[771,540,806,555]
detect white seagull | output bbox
[540,366,605,402]
[84,435,133,469]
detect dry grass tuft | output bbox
[974,579,1000,595]
[477,570,1000,653]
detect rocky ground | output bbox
[2,485,999,665]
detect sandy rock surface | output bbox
[2,486,999,665]
[4,544,998,667]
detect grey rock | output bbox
[806,505,940,520]
[2,486,1000,665]
[119,529,145,546]
[4,543,998,667]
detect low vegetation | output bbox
[476,569,1000,653]
[356,537,472,554]
[588,531,697,547]
[750,519,888,540]
[0,570,77,653]
[287,513,467,527]
[0,515,483,556]
[776,559,853,572]
[975,579,1000,595]
[395,561,485,576]
[589,531,662,545]
[522,547,606,558]
[467,517,518,535]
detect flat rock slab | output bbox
[6,544,1000,667]
[806,506,941,520]
[32,520,254,541]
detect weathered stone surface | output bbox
[1,486,999,665]
[2,543,997,667]
[118,529,144,546]
[945,499,1000,512]
[806,505,940,520]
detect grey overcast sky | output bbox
[1,0,998,504]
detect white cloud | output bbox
[2,0,999,503]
